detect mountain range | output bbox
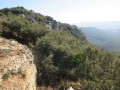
[75,21,120,30]
[77,25,120,54]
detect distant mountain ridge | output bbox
[75,21,120,30]
[80,27,120,54]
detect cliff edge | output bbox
[0,38,37,90]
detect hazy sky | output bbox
[0,0,120,23]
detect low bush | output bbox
[3,70,11,80]
[18,68,26,78]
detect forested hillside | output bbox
[80,27,120,54]
[0,7,120,89]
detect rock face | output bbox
[0,38,37,90]
[46,16,59,30]
[45,16,86,40]
[67,25,86,40]
[52,20,59,30]
[46,21,52,30]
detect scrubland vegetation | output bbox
[0,7,120,89]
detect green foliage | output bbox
[74,46,120,90]
[18,68,26,78]
[46,16,53,21]
[1,7,120,90]
[3,70,11,80]
[73,51,87,67]
[0,6,28,15]
[35,13,47,23]
[37,53,59,86]
[0,6,47,24]
[1,15,48,44]
[81,27,120,54]
[21,71,26,78]
[58,22,70,31]
[0,12,5,17]
[34,20,120,89]
[1,16,32,43]
[18,68,22,74]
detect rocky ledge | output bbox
[0,38,37,90]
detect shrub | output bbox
[18,68,26,78]
[18,68,22,74]
[21,71,26,78]
[3,70,11,80]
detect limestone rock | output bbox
[67,25,86,40]
[52,20,59,30]
[46,21,52,29]
[0,38,37,90]
[19,14,25,18]
[58,23,86,40]
[67,87,74,90]
[46,16,59,30]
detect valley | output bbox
[76,22,120,54]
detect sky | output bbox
[0,0,120,24]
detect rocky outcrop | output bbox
[46,21,52,30]
[52,20,59,30]
[46,16,59,30]
[67,25,86,40]
[45,16,86,40]
[19,14,25,18]
[67,87,74,90]
[59,23,86,40]
[0,38,37,90]
[45,16,86,41]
